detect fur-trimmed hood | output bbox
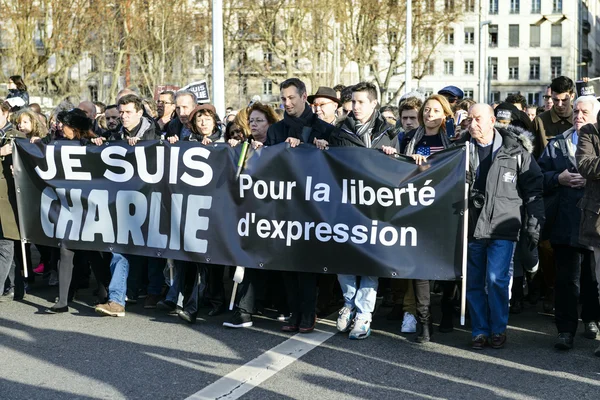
[494,122,534,154]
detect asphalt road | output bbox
[1,279,599,400]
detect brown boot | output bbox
[95,301,125,317]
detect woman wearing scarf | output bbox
[383,94,455,342]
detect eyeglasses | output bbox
[157,100,174,105]
[311,101,335,109]
[249,118,266,124]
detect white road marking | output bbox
[186,323,337,400]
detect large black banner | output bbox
[13,139,466,280]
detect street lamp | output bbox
[478,20,491,103]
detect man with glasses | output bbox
[438,86,464,112]
[308,87,342,125]
[543,85,554,111]
[534,76,574,158]
[156,90,176,132]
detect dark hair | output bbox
[505,93,527,110]
[351,81,378,101]
[399,97,423,114]
[94,101,106,114]
[0,101,11,113]
[9,75,27,91]
[159,91,175,103]
[118,94,144,112]
[29,103,42,114]
[333,84,346,93]
[455,98,476,112]
[224,121,245,141]
[279,78,306,96]
[536,106,545,115]
[190,107,218,136]
[58,109,95,139]
[379,105,399,119]
[550,76,575,94]
[105,104,118,111]
[340,86,353,104]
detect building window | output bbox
[508,57,519,80]
[490,57,498,79]
[444,60,454,75]
[90,55,97,72]
[464,89,474,99]
[531,0,541,13]
[528,92,540,105]
[88,85,98,102]
[553,0,562,13]
[423,88,434,97]
[193,45,204,68]
[263,49,272,63]
[241,79,247,96]
[262,80,272,95]
[424,29,434,45]
[464,60,474,75]
[530,25,540,47]
[464,28,475,45]
[386,91,394,103]
[489,0,498,14]
[529,57,540,80]
[465,0,475,12]
[509,25,519,47]
[551,57,562,79]
[510,0,519,14]
[551,24,562,47]
[424,60,434,75]
[445,28,454,45]
[491,91,501,103]
[489,25,498,47]
[444,0,454,11]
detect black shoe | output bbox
[509,301,523,314]
[299,312,316,333]
[415,322,432,343]
[157,299,176,312]
[583,321,599,339]
[386,305,404,321]
[177,310,197,324]
[208,305,225,317]
[45,305,69,314]
[554,332,574,350]
[223,310,253,328]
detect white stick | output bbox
[229,282,238,311]
[21,239,28,279]
[460,143,470,326]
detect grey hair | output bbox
[175,90,197,104]
[573,95,600,117]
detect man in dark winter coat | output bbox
[465,104,544,350]
[111,94,159,144]
[264,78,334,147]
[325,82,395,340]
[326,82,396,150]
[538,95,600,350]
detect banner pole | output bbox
[460,142,470,326]
[21,239,28,279]
[12,140,28,279]
[230,139,251,310]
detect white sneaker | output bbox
[48,270,58,287]
[336,306,356,332]
[349,317,371,339]
[401,312,417,333]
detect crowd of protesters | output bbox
[1,73,600,357]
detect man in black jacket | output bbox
[326,82,395,340]
[113,94,159,144]
[538,95,600,349]
[465,103,544,350]
[264,78,334,147]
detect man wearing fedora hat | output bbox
[308,87,342,126]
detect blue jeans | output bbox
[337,275,379,319]
[109,253,129,306]
[467,239,515,337]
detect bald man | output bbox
[77,100,104,137]
[464,103,544,350]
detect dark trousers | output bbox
[553,245,592,334]
[580,249,600,323]
[202,264,225,308]
[237,268,266,315]
[413,279,431,324]
[283,271,317,318]
[180,261,201,315]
